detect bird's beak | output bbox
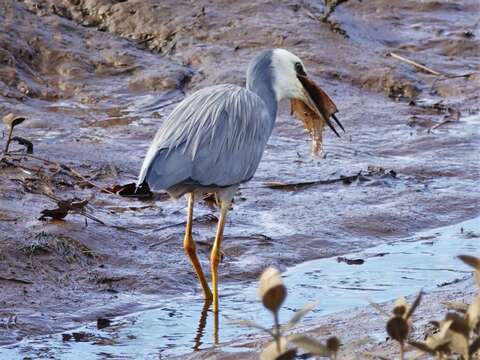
[296,75,344,137]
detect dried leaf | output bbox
[38,199,88,221]
[202,192,218,209]
[259,267,287,313]
[3,113,26,152]
[470,336,480,356]
[446,329,469,358]
[393,297,408,317]
[408,341,435,354]
[467,296,480,331]
[442,301,469,313]
[287,334,330,356]
[326,336,340,353]
[446,312,470,336]
[422,320,452,353]
[10,136,33,153]
[437,319,454,340]
[458,255,480,270]
[260,338,296,360]
[103,182,153,198]
[445,313,469,358]
[3,113,25,128]
[228,318,273,336]
[386,316,409,343]
[282,301,319,331]
[39,207,68,220]
[405,291,423,320]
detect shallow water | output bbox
[2,216,478,359]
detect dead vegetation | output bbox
[21,232,98,264]
[233,255,480,359]
[232,267,340,359]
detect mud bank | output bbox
[0,0,479,356]
[2,217,478,359]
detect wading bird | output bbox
[138,49,343,312]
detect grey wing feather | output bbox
[138,84,272,191]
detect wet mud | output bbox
[2,217,479,358]
[0,0,479,358]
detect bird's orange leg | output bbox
[184,192,212,300]
[210,199,230,313]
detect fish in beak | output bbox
[291,74,344,155]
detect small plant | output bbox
[3,113,26,153]
[369,255,480,360]
[408,255,480,360]
[386,291,423,360]
[241,254,480,359]
[233,267,340,359]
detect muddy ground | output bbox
[0,0,479,357]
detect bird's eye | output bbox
[295,62,306,76]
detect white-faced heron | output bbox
[138,49,343,312]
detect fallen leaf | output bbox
[39,207,68,220]
[10,136,33,153]
[103,182,153,198]
[39,198,89,221]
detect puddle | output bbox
[2,217,478,359]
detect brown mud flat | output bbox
[0,0,479,356]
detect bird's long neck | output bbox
[246,51,278,124]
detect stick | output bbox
[0,276,33,284]
[388,52,444,76]
[429,119,452,131]
[4,153,116,195]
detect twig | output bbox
[11,177,106,225]
[137,35,155,45]
[0,158,40,175]
[78,210,105,225]
[388,52,444,76]
[430,72,479,93]
[4,153,116,195]
[320,0,351,22]
[429,119,452,131]
[0,276,33,284]
[273,311,281,353]
[260,173,363,191]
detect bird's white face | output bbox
[271,48,343,138]
[271,49,306,101]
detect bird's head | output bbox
[270,49,344,139]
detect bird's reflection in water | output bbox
[192,300,220,351]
